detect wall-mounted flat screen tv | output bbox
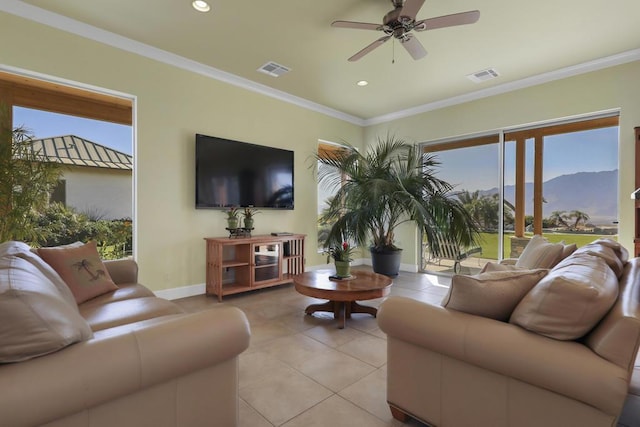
[195,134,294,209]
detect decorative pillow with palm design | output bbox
[37,241,118,304]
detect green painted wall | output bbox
[0,12,363,290]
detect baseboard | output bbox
[153,258,418,300]
[154,283,205,300]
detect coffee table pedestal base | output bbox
[305,300,378,329]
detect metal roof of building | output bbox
[27,135,132,171]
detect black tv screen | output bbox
[195,134,294,209]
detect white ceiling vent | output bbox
[257,61,291,77]
[466,68,500,83]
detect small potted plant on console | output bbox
[223,207,240,230]
[242,207,260,230]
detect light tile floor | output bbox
[174,267,452,427]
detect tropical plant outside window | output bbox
[421,115,619,274]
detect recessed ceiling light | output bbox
[192,1,211,12]
[356,80,368,87]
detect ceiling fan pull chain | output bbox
[392,38,396,64]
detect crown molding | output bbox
[0,0,366,126]
[2,1,638,129]
[364,48,640,126]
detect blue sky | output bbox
[434,126,619,192]
[13,106,133,155]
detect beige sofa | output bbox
[379,239,640,427]
[0,242,250,427]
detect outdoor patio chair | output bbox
[427,232,482,273]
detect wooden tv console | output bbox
[204,234,305,301]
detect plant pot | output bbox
[244,218,254,229]
[370,248,402,277]
[227,218,238,229]
[334,260,351,278]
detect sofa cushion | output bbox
[79,297,185,331]
[37,241,118,304]
[572,239,627,278]
[561,242,577,260]
[510,252,619,340]
[0,244,93,363]
[515,235,564,269]
[78,283,155,310]
[442,269,549,321]
[2,241,78,310]
[480,261,530,273]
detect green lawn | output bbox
[477,232,616,260]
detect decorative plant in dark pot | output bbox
[316,135,479,277]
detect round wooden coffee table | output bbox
[293,270,392,329]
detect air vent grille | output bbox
[466,68,500,83]
[257,61,291,77]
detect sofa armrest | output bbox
[103,258,138,285]
[0,306,250,427]
[499,258,518,265]
[378,296,629,416]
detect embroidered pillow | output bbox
[37,241,118,304]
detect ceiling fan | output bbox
[332,0,480,62]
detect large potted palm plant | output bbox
[316,135,479,276]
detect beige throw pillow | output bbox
[38,241,118,304]
[442,269,549,321]
[572,239,627,278]
[0,244,93,363]
[510,253,619,340]
[515,235,564,269]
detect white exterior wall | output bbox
[63,166,132,220]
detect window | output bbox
[421,114,619,274]
[0,71,134,258]
[316,141,346,250]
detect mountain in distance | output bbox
[478,170,618,225]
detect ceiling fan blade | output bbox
[414,10,480,31]
[400,34,427,60]
[332,20,383,31]
[348,35,391,62]
[400,0,425,20]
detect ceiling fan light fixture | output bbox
[356,80,369,86]
[192,1,211,13]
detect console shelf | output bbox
[204,234,305,301]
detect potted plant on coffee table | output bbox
[325,241,354,278]
[316,135,479,276]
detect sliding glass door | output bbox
[421,134,501,274]
[421,114,619,275]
